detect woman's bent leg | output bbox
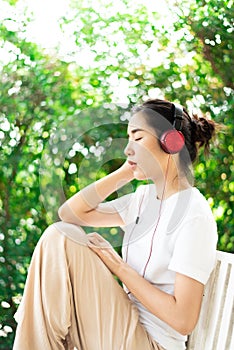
[13,222,163,350]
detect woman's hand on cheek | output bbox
[87,233,124,276]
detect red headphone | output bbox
[160,104,185,154]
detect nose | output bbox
[124,140,134,156]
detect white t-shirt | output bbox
[108,184,218,350]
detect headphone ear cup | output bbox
[160,130,185,154]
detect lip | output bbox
[128,160,137,169]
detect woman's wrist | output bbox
[116,161,135,183]
[115,260,133,280]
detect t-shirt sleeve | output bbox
[99,185,145,227]
[97,192,134,227]
[168,215,218,284]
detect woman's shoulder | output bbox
[166,187,217,239]
[182,187,215,222]
[165,187,215,225]
[190,187,212,209]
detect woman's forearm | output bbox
[87,233,201,336]
[58,163,134,223]
[116,263,203,336]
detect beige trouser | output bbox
[13,222,164,350]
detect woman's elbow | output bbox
[176,318,198,336]
[178,326,193,337]
[58,205,68,222]
[58,204,88,226]
[58,204,76,223]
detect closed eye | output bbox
[135,137,142,141]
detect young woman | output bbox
[13,99,218,350]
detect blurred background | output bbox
[0,0,233,347]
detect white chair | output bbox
[186,250,234,350]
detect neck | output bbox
[156,177,191,200]
[153,156,191,200]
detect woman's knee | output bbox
[43,221,88,246]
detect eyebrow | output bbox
[127,128,144,136]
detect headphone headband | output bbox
[173,103,183,131]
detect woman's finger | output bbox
[87,232,102,239]
[87,233,111,247]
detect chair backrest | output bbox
[186,250,234,350]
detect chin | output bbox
[134,170,149,181]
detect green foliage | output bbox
[171,0,234,252]
[0,0,233,347]
[0,25,77,348]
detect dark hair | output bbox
[132,98,217,175]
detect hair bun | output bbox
[191,115,216,154]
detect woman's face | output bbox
[125,112,169,181]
